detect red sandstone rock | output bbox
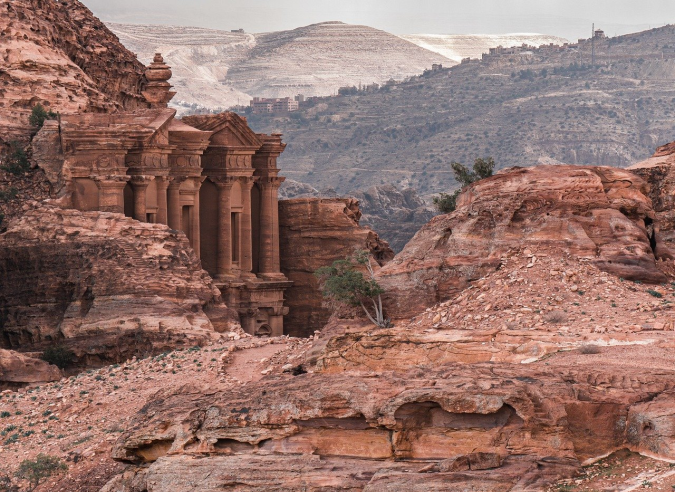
[0,0,148,144]
[377,165,669,318]
[279,198,394,337]
[0,205,237,363]
[630,142,675,248]
[0,349,61,389]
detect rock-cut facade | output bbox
[33,54,291,337]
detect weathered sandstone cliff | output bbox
[279,198,394,337]
[0,0,148,143]
[630,141,675,247]
[377,165,670,318]
[0,205,235,364]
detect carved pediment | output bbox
[183,112,262,150]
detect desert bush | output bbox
[579,344,601,354]
[0,188,18,202]
[544,310,568,324]
[15,454,66,491]
[433,157,495,213]
[28,103,57,129]
[0,142,29,176]
[315,250,389,327]
[432,190,460,214]
[41,346,75,369]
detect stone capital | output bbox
[167,176,186,189]
[211,176,238,190]
[129,175,155,187]
[258,176,285,190]
[239,175,258,190]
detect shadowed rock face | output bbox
[279,198,394,337]
[0,0,148,143]
[0,205,235,364]
[377,165,669,318]
[630,141,675,248]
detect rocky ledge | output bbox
[0,205,236,365]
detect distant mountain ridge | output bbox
[108,21,452,113]
[400,33,569,62]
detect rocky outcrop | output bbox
[0,205,236,364]
[0,349,61,389]
[629,141,675,247]
[377,165,670,318]
[350,184,434,252]
[279,198,394,337]
[0,0,148,143]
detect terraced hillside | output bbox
[400,33,568,62]
[245,25,675,197]
[109,21,451,113]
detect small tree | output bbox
[433,157,495,213]
[315,250,390,327]
[15,454,67,491]
[28,103,58,129]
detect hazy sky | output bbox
[83,0,674,40]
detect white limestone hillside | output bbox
[400,33,569,62]
[109,21,451,113]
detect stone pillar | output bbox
[167,177,184,231]
[213,177,236,279]
[188,177,204,258]
[130,176,153,222]
[258,177,284,277]
[94,176,129,214]
[156,177,170,225]
[239,176,257,279]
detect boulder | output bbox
[0,205,235,364]
[279,198,394,337]
[0,349,61,389]
[377,165,669,318]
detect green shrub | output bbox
[28,104,57,129]
[15,454,66,491]
[647,289,663,298]
[0,142,29,176]
[0,188,18,202]
[41,346,75,369]
[433,157,495,214]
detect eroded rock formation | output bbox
[0,205,235,364]
[0,0,148,143]
[629,141,675,248]
[377,165,670,318]
[279,198,394,337]
[0,349,61,389]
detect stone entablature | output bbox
[34,54,291,337]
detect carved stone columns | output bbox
[130,176,154,222]
[94,176,129,214]
[239,176,257,279]
[155,177,170,225]
[167,177,185,231]
[258,176,285,278]
[213,177,237,279]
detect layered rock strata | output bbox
[279,198,394,337]
[377,165,670,318]
[0,205,234,363]
[0,0,148,143]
